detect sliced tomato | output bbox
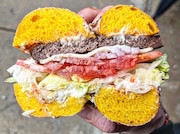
[16,51,163,80]
[16,59,51,73]
[136,51,163,63]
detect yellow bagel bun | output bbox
[94,87,160,126]
[13,7,93,53]
[96,5,159,36]
[14,83,88,117]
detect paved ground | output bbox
[0,0,179,134]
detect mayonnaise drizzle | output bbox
[39,45,153,64]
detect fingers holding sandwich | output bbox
[78,104,128,133]
[77,7,100,23]
[78,103,166,134]
[78,6,113,23]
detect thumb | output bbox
[77,8,100,23]
[91,6,113,24]
[78,104,123,133]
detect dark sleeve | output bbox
[151,120,175,134]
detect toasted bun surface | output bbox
[95,87,160,126]
[13,7,92,53]
[98,5,159,36]
[14,83,88,117]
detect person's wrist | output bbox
[150,107,166,131]
[149,106,169,133]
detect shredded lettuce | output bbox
[38,74,89,98]
[6,65,47,91]
[6,54,170,99]
[155,54,170,79]
[4,77,16,83]
[135,54,170,87]
[135,68,164,87]
[6,65,95,102]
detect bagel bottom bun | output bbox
[94,87,160,126]
[14,83,88,117]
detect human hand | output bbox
[78,103,166,134]
[77,6,166,134]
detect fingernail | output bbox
[78,105,93,121]
[89,7,98,10]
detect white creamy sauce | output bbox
[110,25,131,39]
[39,45,153,64]
[21,110,35,118]
[114,77,152,94]
[60,34,86,47]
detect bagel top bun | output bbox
[93,5,159,37]
[13,7,93,53]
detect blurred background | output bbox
[0,0,179,134]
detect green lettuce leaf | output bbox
[4,77,16,83]
[155,54,170,79]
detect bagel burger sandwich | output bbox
[6,7,93,117]
[6,5,169,126]
[91,5,170,126]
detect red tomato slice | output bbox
[136,51,163,63]
[16,51,163,80]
